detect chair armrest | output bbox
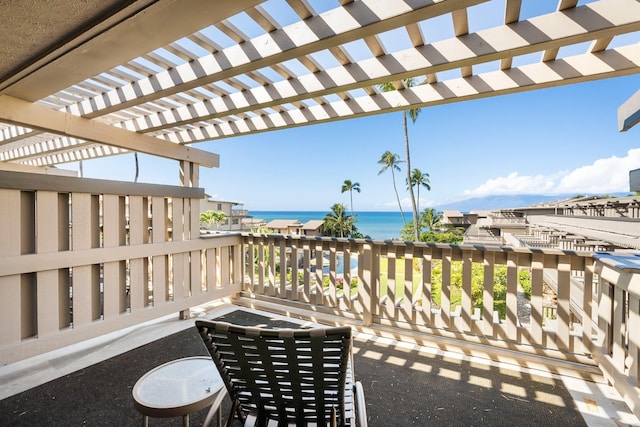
[354,381,368,427]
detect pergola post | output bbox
[179,160,201,320]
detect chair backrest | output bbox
[196,320,352,426]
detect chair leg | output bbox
[225,399,240,427]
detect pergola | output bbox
[1,0,640,173]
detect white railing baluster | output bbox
[461,249,473,333]
[530,253,544,345]
[506,252,518,340]
[0,189,25,345]
[128,195,149,310]
[71,192,101,323]
[314,240,324,305]
[268,236,276,296]
[36,191,67,336]
[439,247,452,329]
[481,251,494,337]
[278,238,287,298]
[419,247,433,326]
[290,239,299,301]
[257,237,265,294]
[151,196,168,305]
[557,255,572,351]
[629,294,640,384]
[402,246,413,323]
[385,245,397,320]
[302,240,312,303]
[342,242,353,311]
[103,194,127,317]
[245,236,255,292]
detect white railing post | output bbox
[0,189,26,345]
[593,253,640,419]
[0,171,245,365]
[360,241,377,327]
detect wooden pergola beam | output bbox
[0,95,219,167]
[618,89,640,132]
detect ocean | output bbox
[250,211,406,240]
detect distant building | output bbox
[265,219,304,235]
[441,210,477,229]
[243,217,267,230]
[466,196,640,251]
[301,220,324,236]
[200,197,252,232]
[631,168,640,192]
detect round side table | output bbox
[132,356,225,427]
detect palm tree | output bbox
[407,168,430,214]
[211,211,227,230]
[200,210,227,231]
[377,151,405,224]
[420,208,442,233]
[380,78,422,240]
[200,210,216,230]
[341,179,360,217]
[323,203,355,238]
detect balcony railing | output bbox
[239,234,640,417]
[490,217,527,224]
[0,171,243,365]
[0,171,638,418]
[242,234,594,361]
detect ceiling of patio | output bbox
[1,0,640,169]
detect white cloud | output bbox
[555,150,640,194]
[463,148,640,198]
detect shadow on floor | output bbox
[0,310,586,426]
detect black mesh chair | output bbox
[196,320,367,427]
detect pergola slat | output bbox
[157,45,640,143]
[1,0,639,168]
[66,0,486,119]
[110,2,640,135]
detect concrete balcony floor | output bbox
[1,302,639,427]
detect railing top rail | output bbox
[594,252,640,273]
[240,233,595,258]
[0,170,204,198]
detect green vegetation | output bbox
[248,241,533,320]
[341,179,360,217]
[323,203,365,238]
[200,210,227,230]
[407,168,430,214]
[379,257,532,319]
[399,208,464,244]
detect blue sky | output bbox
[77,75,640,211]
[72,1,640,212]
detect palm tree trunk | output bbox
[134,152,139,183]
[350,190,354,217]
[391,168,406,224]
[404,111,419,241]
